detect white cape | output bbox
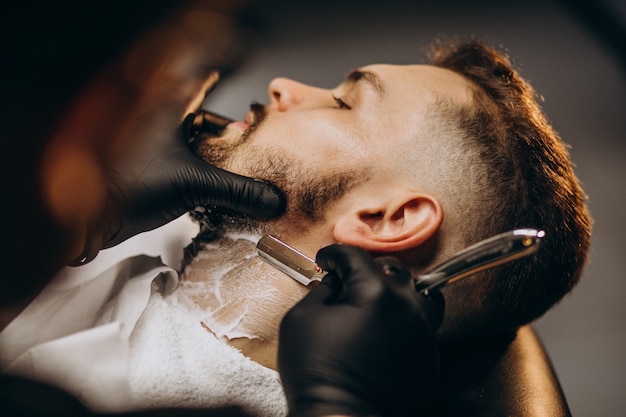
[0,216,287,416]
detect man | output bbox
[177,38,591,369]
[0,39,590,416]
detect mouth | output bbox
[213,107,258,136]
[227,118,251,133]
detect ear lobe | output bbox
[333,194,443,253]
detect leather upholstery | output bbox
[422,325,571,417]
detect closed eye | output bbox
[332,95,352,110]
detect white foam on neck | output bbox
[165,232,307,343]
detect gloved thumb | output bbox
[421,289,445,330]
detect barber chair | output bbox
[424,325,572,417]
[0,325,570,417]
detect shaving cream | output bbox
[165,232,308,344]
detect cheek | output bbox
[253,115,367,164]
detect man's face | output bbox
[197,64,472,225]
[187,64,473,369]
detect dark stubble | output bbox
[194,102,369,232]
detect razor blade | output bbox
[256,229,544,294]
[414,228,544,295]
[256,235,326,287]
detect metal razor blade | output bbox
[255,229,545,294]
[256,235,326,287]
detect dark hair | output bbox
[431,40,592,331]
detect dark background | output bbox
[205,1,625,416]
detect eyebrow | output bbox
[346,69,385,97]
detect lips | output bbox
[244,109,255,126]
[228,121,250,131]
[224,103,265,136]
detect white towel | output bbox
[1,242,287,415]
[128,289,287,417]
[1,255,178,412]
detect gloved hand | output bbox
[278,244,444,417]
[70,118,285,265]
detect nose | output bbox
[268,77,328,112]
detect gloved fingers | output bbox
[278,279,335,344]
[316,244,386,303]
[420,288,445,329]
[185,154,287,218]
[309,244,444,330]
[202,165,286,218]
[137,120,286,219]
[176,112,286,218]
[374,256,413,285]
[372,255,445,329]
[181,110,232,152]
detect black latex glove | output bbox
[70,120,285,265]
[278,244,444,417]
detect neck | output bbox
[172,228,309,370]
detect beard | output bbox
[189,102,368,249]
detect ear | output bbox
[333,193,443,253]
